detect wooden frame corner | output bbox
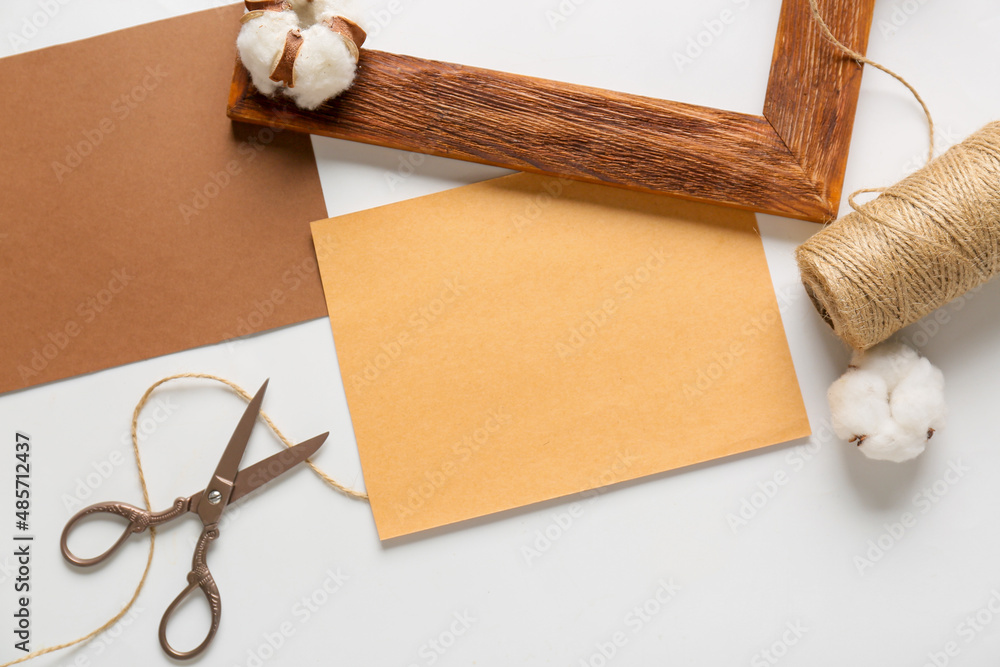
[228,0,874,222]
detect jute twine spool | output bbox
[796,121,1000,351]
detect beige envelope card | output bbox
[311,173,809,539]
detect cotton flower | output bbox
[828,342,946,462]
[237,0,366,110]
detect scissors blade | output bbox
[229,432,328,504]
[207,379,269,491]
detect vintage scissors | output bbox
[60,379,327,659]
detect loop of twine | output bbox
[807,0,935,169]
[3,373,367,667]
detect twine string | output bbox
[794,1,1000,352]
[796,121,1000,350]
[2,373,367,667]
[807,0,935,168]
[0,6,972,664]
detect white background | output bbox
[2,1,1000,665]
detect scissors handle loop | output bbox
[159,527,222,660]
[60,497,190,567]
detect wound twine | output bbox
[2,373,367,667]
[797,122,1000,350]
[798,0,1000,351]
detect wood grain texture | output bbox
[228,0,876,222]
[765,0,876,216]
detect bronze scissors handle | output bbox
[158,526,222,660]
[60,497,190,566]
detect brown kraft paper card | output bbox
[0,4,328,392]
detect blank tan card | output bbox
[311,174,809,539]
[0,4,328,393]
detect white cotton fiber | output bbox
[853,341,920,388]
[313,0,364,25]
[828,341,946,462]
[237,11,299,97]
[236,0,364,110]
[853,420,927,463]
[890,357,947,434]
[285,0,318,19]
[828,370,890,439]
[284,23,356,110]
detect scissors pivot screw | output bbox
[207,490,223,504]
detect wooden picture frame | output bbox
[228,0,874,222]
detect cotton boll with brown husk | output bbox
[236,0,367,110]
[237,9,299,97]
[828,342,945,462]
